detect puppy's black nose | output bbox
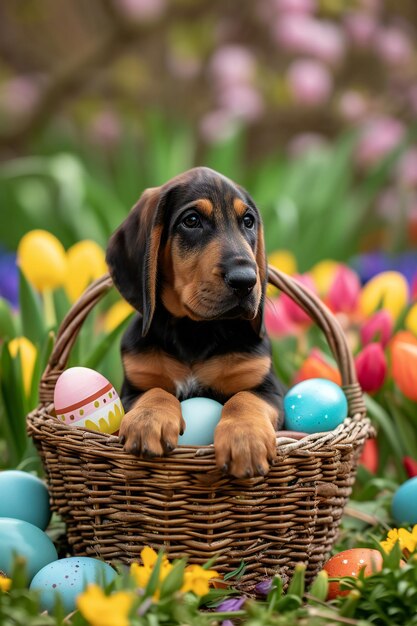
[225,266,257,297]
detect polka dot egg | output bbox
[54,367,124,434]
[284,378,348,434]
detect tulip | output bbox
[327,265,361,314]
[355,343,387,393]
[17,230,67,293]
[209,45,255,88]
[280,274,316,325]
[309,260,340,296]
[264,298,296,337]
[286,59,333,107]
[65,240,107,303]
[391,332,417,401]
[89,111,121,148]
[360,310,393,347]
[337,90,368,123]
[268,250,297,276]
[103,300,135,333]
[8,336,37,395]
[360,438,378,473]
[356,116,405,169]
[294,348,341,385]
[199,110,237,144]
[359,271,409,321]
[218,84,264,122]
[374,27,413,67]
[343,12,378,48]
[404,457,417,479]
[287,132,329,158]
[0,249,18,308]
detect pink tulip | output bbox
[115,0,166,20]
[264,298,296,337]
[88,110,121,147]
[280,274,316,325]
[274,15,346,65]
[273,0,316,13]
[209,45,256,87]
[356,116,405,168]
[287,59,333,107]
[337,90,368,123]
[218,84,264,121]
[199,110,237,144]
[343,12,378,48]
[327,266,361,314]
[374,27,413,67]
[395,149,417,188]
[360,310,393,347]
[355,343,387,393]
[0,76,40,116]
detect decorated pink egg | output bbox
[54,367,124,434]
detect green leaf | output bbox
[159,560,186,599]
[223,560,246,581]
[286,563,306,598]
[143,551,164,600]
[0,298,17,340]
[308,570,329,602]
[18,269,45,344]
[82,313,133,371]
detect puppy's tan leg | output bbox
[214,391,278,478]
[119,388,185,457]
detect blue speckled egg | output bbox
[0,518,57,581]
[30,556,117,614]
[392,477,417,525]
[178,397,223,446]
[284,378,348,434]
[0,470,51,530]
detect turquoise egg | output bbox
[0,518,58,581]
[0,470,51,530]
[284,378,348,434]
[392,477,417,525]
[178,397,223,446]
[30,557,117,614]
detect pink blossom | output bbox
[209,45,256,87]
[264,298,296,337]
[355,343,387,393]
[199,110,238,144]
[343,12,378,48]
[395,149,417,188]
[218,84,264,121]
[360,310,393,348]
[287,132,329,157]
[115,0,166,20]
[88,110,121,147]
[327,265,361,314]
[337,90,369,123]
[374,27,413,67]
[273,0,317,13]
[287,59,333,107]
[280,274,316,325]
[356,116,405,168]
[274,15,346,65]
[0,76,40,116]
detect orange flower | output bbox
[294,349,341,385]
[391,332,417,401]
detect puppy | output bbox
[106,166,285,477]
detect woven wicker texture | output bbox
[27,266,373,591]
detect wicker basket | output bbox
[27,265,373,592]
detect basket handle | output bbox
[39,268,366,417]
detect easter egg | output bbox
[0,518,58,581]
[0,470,51,530]
[323,548,383,599]
[392,477,417,525]
[178,397,223,446]
[30,556,117,614]
[284,378,348,434]
[54,367,124,434]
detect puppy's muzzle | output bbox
[224,264,257,299]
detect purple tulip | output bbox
[343,12,378,48]
[360,310,393,348]
[356,115,405,168]
[350,252,391,284]
[217,596,247,612]
[274,15,346,65]
[114,0,166,20]
[0,250,19,309]
[287,59,333,107]
[218,84,264,121]
[209,45,256,87]
[337,90,368,123]
[374,27,413,67]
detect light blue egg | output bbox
[392,477,417,526]
[178,397,223,446]
[30,557,117,614]
[0,470,51,530]
[284,378,348,434]
[0,518,58,581]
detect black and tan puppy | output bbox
[106,166,285,478]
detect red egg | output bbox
[323,548,383,599]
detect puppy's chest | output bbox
[123,350,270,400]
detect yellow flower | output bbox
[17,230,67,292]
[181,565,219,597]
[65,240,107,303]
[267,250,297,297]
[309,260,340,296]
[359,271,409,321]
[405,302,417,336]
[8,337,37,395]
[380,525,417,555]
[130,547,172,595]
[77,584,134,626]
[103,300,134,333]
[0,577,11,592]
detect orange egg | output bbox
[323,548,383,599]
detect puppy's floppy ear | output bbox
[106,186,166,336]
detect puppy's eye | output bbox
[182,213,202,229]
[243,213,255,229]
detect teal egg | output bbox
[0,470,51,530]
[392,477,417,525]
[30,557,117,614]
[179,397,223,445]
[0,518,58,581]
[284,378,348,434]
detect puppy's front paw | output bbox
[214,415,277,478]
[119,388,185,457]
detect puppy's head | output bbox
[106,167,267,336]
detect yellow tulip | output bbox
[268,250,297,276]
[8,337,37,395]
[17,230,67,292]
[77,584,134,626]
[359,271,409,321]
[310,260,340,296]
[0,577,11,592]
[405,302,417,336]
[104,300,134,333]
[65,240,107,303]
